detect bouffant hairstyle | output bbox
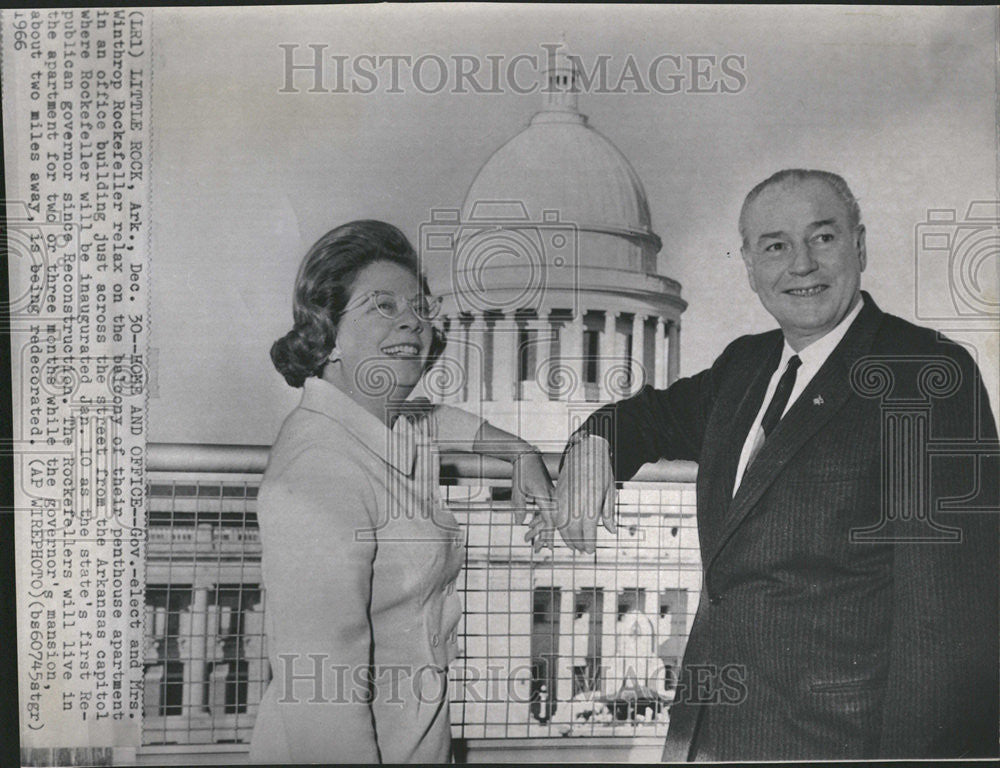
[270,220,445,388]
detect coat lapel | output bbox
[696,336,781,550]
[703,294,885,573]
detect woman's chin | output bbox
[385,359,425,390]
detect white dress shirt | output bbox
[732,296,865,496]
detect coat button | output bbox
[446,583,454,595]
[431,634,440,647]
[708,593,722,606]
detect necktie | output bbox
[760,355,801,437]
[743,355,801,475]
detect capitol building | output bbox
[423,51,686,445]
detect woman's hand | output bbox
[510,450,558,553]
[470,421,559,552]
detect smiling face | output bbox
[330,260,432,409]
[741,176,866,351]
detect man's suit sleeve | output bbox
[574,341,734,481]
[877,348,1000,757]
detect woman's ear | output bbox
[325,320,340,362]
[318,323,341,375]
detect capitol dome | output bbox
[428,49,685,417]
[462,109,662,267]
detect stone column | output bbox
[439,318,460,404]
[667,321,681,385]
[144,665,164,718]
[243,601,268,715]
[600,588,620,697]
[524,313,547,401]
[631,313,645,394]
[599,310,616,400]
[492,313,517,403]
[445,317,465,404]
[154,605,167,639]
[205,604,228,717]
[179,586,210,714]
[208,663,229,717]
[555,586,577,712]
[560,313,586,402]
[466,314,487,403]
[654,318,666,389]
[506,568,534,737]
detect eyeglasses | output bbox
[341,290,443,322]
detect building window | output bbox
[518,326,532,383]
[530,587,560,723]
[584,329,599,384]
[625,334,634,389]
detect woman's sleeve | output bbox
[257,444,381,763]
[430,404,486,452]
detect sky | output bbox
[147,4,998,444]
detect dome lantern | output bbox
[541,47,580,116]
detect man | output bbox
[555,170,999,760]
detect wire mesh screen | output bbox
[143,478,266,746]
[142,462,700,748]
[446,482,700,739]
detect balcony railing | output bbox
[140,443,700,762]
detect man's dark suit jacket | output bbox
[578,293,998,760]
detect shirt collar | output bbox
[299,377,418,476]
[779,292,865,370]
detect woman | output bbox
[249,220,554,763]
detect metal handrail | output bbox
[146,443,698,483]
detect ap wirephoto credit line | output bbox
[3,5,998,766]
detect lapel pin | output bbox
[813,395,824,406]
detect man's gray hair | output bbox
[739,169,862,249]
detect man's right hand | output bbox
[555,434,617,554]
